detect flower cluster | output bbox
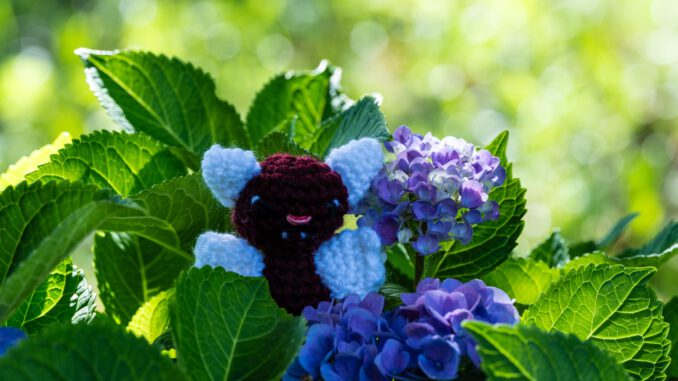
[357,126,506,255]
[285,278,519,380]
[385,278,520,379]
[284,293,388,381]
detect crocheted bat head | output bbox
[201,138,384,256]
[233,154,349,255]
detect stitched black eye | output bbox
[326,198,342,216]
[250,195,273,215]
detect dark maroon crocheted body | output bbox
[232,154,349,314]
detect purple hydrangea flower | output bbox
[357,126,505,256]
[0,327,26,356]
[396,278,520,369]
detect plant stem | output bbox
[414,251,424,288]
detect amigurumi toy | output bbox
[194,138,387,314]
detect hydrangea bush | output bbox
[0,50,676,381]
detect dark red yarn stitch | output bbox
[232,154,349,315]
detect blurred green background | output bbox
[1,0,676,297]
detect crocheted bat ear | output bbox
[202,145,260,208]
[325,137,384,208]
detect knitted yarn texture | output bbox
[195,138,386,315]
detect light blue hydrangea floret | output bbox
[201,145,260,208]
[314,227,386,298]
[194,138,387,299]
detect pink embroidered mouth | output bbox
[286,214,312,225]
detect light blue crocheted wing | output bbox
[194,232,265,277]
[202,145,260,208]
[314,227,386,298]
[325,138,384,209]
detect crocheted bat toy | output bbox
[194,138,387,314]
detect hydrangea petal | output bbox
[412,234,440,255]
[375,339,410,376]
[417,337,460,380]
[299,324,335,376]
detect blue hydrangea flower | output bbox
[357,126,505,255]
[286,279,519,380]
[285,293,389,381]
[0,327,26,356]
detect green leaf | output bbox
[562,251,616,271]
[95,173,228,323]
[0,132,71,191]
[246,62,335,149]
[5,257,95,333]
[567,214,640,260]
[563,221,678,270]
[95,233,187,324]
[76,49,247,166]
[569,213,638,259]
[172,267,306,381]
[51,265,97,325]
[529,230,569,267]
[386,244,415,281]
[664,297,678,378]
[464,321,630,381]
[0,322,187,380]
[597,212,639,249]
[310,96,390,157]
[617,246,678,268]
[522,264,671,380]
[128,289,173,344]
[622,220,678,257]
[616,221,678,268]
[27,130,187,197]
[380,281,410,311]
[483,257,560,305]
[0,181,183,323]
[256,131,311,159]
[568,240,599,259]
[425,131,526,280]
[129,173,229,252]
[5,259,69,330]
[565,248,678,272]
